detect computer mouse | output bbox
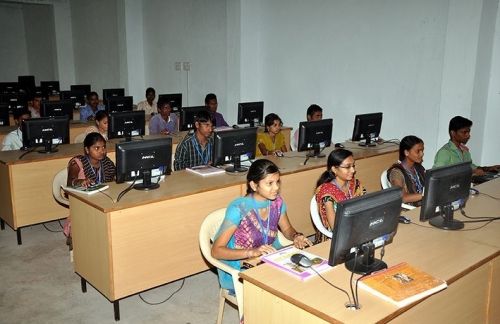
[275,150,284,157]
[334,143,345,149]
[232,124,240,129]
[290,253,313,268]
[398,215,411,224]
[469,188,479,196]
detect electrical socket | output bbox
[175,62,182,71]
[183,62,191,71]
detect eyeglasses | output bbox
[337,164,356,169]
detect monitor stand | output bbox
[306,143,325,158]
[429,204,464,230]
[38,138,58,154]
[345,242,387,275]
[134,170,160,190]
[358,133,376,147]
[225,155,248,173]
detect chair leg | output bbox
[216,289,225,324]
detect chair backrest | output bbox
[310,196,332,239]
[381,169,416,210]
[74,132,86,144]
[52,168,69,207]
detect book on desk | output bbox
[185,165,226,176]
[63,184,109,195]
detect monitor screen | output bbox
[40,81,60,98]
[419,161,472,230]
[108,110,145,141]
[41,100,75,120]
[158,93,182,112]
[0,93,28,110]
[18,76,35,93]
[115,137,172,190]
[70,84,91,96]
[237,101,264,127]
[106,96,133,113]
[329,187,402,275]
[102,88,125,107]
[0,104,9,126]
[212,127,258,173]
[59,90,86,107]
[179,106,207,131]
[21,116,69,153]
[297,118,333,157]
[0,82,19,94]
[351,112,383,147]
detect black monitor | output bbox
[212,127,258,173]
[237,101,264,127]
[351,112,383,147]
[108,110,145,141]
[0,93,28,110]
[40,81,60,98]
[0,104,9,126]
[18,76,35,94]
[115,137,172,190]
[102,88,125,107]
[180,106,207,131]
[329,187,402,275]
[106,96,133,113]
[21,116,69,153]
[41,100,74,120]
[0,82,19,94]
[419,162,472,230]
[59,90,86,107]
[70,84,91,96]
[158,93,182,112]
[297,118,333,158]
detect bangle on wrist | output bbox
[293,232,304,239]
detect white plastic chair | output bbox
[74,132,86,144]
[381,170,416,210]
[52,168,69,207]
[310,196,332,238]
[199,208,292,323]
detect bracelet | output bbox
[293,232,304,239]
[71,179,78,187]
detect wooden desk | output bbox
[241,179,500,323]
[66,143,397,320]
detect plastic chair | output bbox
[381,170,416,210]
[52,168,69,207]
[74,132,86,144]
[199,208,292,323]
[310,196,332,238]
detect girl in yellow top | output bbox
[256,113,288,157]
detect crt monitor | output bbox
[351,112,383,147]
[329,187,402,275]
[180,106,207,131]
[41,100,75,120]
[0,104,9,126]
[297,118,333,158]
[102,88,125,107]
[106,96,133,113]
[0,82,19,94]
[21,116,70,153]
[40,81,60,98]
[419,161,472,230]
[237,101,264,127]
[59,90,86,107]
[115,137,172,190]
[108,110,145,141]
[70,84,91,96]
[212,127,258,173]
[158,93,182,112]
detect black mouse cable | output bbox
[309,267,354,307]
[478,192,500,201]
[18,147,37,160]
[139,278,185,305]
[460,208,500,221]
[116,174,138,202]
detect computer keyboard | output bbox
[472,172,499,184]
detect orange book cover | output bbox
[359,262,447,307]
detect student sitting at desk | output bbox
[205,93,229,127]
[79,91,105,121]
[1,109,31,151]
[84,110,109,140]
[28,94,42,118]
[211,159,312,292]
[256,113,288,157]
[136,87,157,120]
[149,98,178,135]
[173,110,214,170]
[292,104,323,151]
[64,133,116,247]
[314,149,365,243]
[387,135,425,206]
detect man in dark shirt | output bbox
[205,93,228,127]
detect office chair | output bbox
[310,196,332,238]
[199,208,292,324]
[380,170,416,210]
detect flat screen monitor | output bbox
[351,112,383,147]
[419,162,472,230]
[18,76,35,94]
[59,90,86,107]
[0,93,28,110]
[41,100,74,120]
[297,118,333,158]
[40,81,60,98]
[108,110,145,141]
[102,88,125,108]
[0,104,9,126]
[158,93,182,112]
[106,96,133,113]
[70,84,91,96]
[179,106,207,131]
[329,187,402,275]
[0,82,19,94]
[21,116,69,153]
[212,127,258,173]
[237,101,264,127]
[115,137,172,190]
